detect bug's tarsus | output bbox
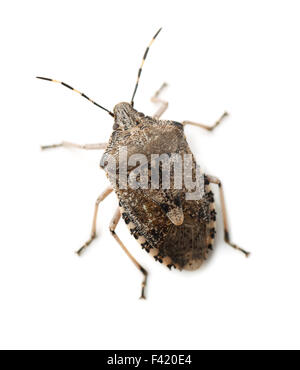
[76,232,97,256]
[76,187,113,256]
[182,111,229,131]
[41,143,62,150]
[224,230,250,257]
[153,82,168,97]
[109,208,148,299]
[151,82,169,119]
[229,243,250,258]
[140,287,146,300]
[140,267,148,300]
[131,27,162,107]
[36,76,114,117]
[41,141,107,151]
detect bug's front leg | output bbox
[206,175,250,257]
[151,82,169,119]
[109,208,148,299]
[41,141,108,151]
[76,187,113,256]
[182,111,228,131]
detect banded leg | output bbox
[41,141,107,151]
[109,208,148,299]
[182,111,228,131]
[206,175,250,257]
[76,187,113,256]
[151,82,169,119]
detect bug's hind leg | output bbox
[109,208,148,299]
[151,82,169,119]
[41,141,107,151]
[76,187,113,256]
[206,175,250,257]
[182,111,228,131]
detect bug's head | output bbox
[112,102,142,130]
[113,102,134,121]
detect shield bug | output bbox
[38,28,250,299]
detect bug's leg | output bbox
[151,82,169,119]
[182,111,228,131]
[206,175,250,257]
[109,208,148,299]
[76,187,113,256]
[41,142,107,151]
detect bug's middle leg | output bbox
[76,187,113,256]
[109,208,148,299]
[151,82,169,119]
[182,111,228,131]
[206,175,250,257]
[41,141,107,151]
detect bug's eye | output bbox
[174,195,181,207]
[160,203,170,213]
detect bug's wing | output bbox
[103,119,215,270]
[118,186,214,270]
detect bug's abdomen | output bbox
[159,209,215,271]
[119,191,217,271]
[161,219,207,270]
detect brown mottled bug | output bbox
[38,28,250,299]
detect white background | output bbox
[0,0,299,350]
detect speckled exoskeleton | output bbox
[38,28,249,299]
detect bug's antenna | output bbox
[36,77,114,117]
[130,28,162,107]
